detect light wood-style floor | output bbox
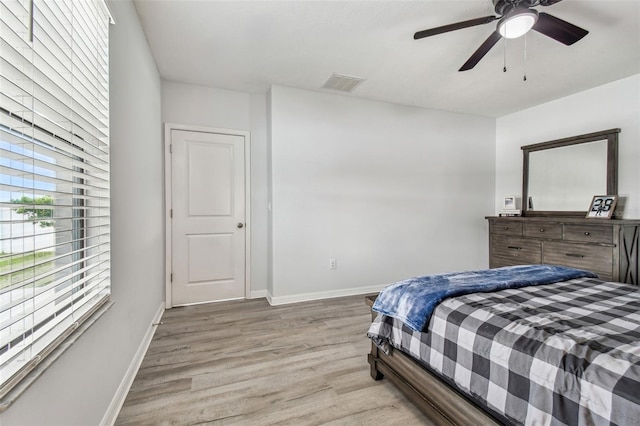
[115,295,433,425]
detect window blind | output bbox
[0,0,110,397]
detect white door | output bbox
[171,129,246,305]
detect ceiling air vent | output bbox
[322,73,365,93]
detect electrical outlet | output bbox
[329,258,337,270]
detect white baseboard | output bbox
[266,284,386,306]
[100,302,165,426]
[249,289,268,299]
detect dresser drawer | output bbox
[490,235,541,266]
[564,225,613,244]
[543,241,613,277]
[523,222,563,239]
[489,221,523,236]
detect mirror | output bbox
[528,142,607,211]
[522,128,619,217]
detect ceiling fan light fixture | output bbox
[497,9,539,39]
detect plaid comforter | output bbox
[367,277,640,426]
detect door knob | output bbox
[237,223,244,229]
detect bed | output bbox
[366,265,640,426]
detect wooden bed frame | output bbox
[365,295,501,426]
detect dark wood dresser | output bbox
[487,216,640,284]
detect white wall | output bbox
[161,81,270,295]
[266,89,274,297]
[496,74,640,218]
[250,93,270,296]
[0,1,164,425]
[162,81,250,130]
[269,86,496,303]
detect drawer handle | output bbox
[503,227,510,230]
[584,232,590,236]
[539,228,545,232]
[507,246,522,250]
[565,253,585,258]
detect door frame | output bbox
[164,123,251,309]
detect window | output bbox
[0,0,110,399]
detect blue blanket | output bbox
[372,265,597,332]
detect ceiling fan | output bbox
[414,0,588,71]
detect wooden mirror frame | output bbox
[522,128,620,217]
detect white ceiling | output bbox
[132,0,640,118]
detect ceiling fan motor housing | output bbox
[493,0,539,15]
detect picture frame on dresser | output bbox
[586,195,617,219]
[503,196,516,210]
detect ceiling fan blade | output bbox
[459,31,502,71]
[414,15,498,40]
[539,0,564,6]
[532,12,588,45]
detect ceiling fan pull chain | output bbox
[503,37,507,72]
[524,33,528,81]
